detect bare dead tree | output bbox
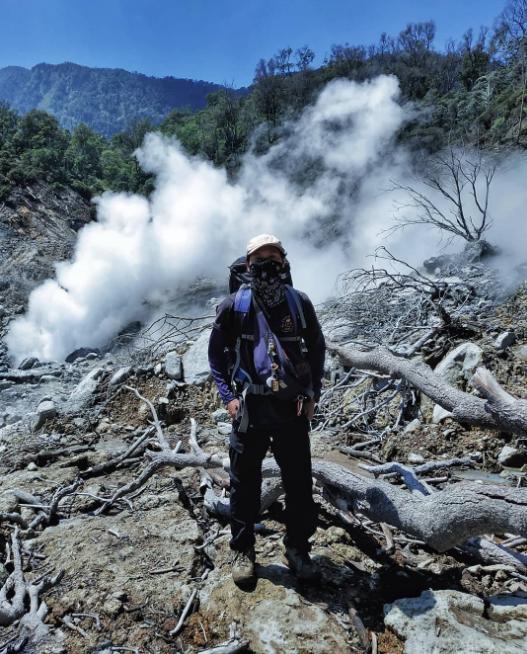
[114,312,214,363]
[390,148,497,242]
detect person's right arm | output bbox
[207,296,240,419]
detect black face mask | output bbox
[249,259,289,308]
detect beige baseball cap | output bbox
[246,233,286,258]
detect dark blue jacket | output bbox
[208,289,325,426]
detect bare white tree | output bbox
[390,148,497,242]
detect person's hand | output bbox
[304,399,316,420]
[227,399,240,420]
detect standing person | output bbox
[208,234,326,586]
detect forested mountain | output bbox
[1,1,527,205]
[0,62,227,136]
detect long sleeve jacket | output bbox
[208,289,325,426]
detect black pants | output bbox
[229,415,317,553]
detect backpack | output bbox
[230,284,313,402]
[228,256,251,294]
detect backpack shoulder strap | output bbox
[234,285,252,315]
[233,285,253,339]
[285,286,307,331]
[230,286,254,387]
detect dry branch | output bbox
[329,343,527,435]
[94,426,527,556]
[197,639,251,654]
[124,386,171,451]
[0,528,63,637]
[82,426,155,479]
[305,460,527,552]
[361,455,482,487]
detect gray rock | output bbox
[166,380,186,397]
[38,374,60,383]
[495,331,516,350]
[216,422,232,436]
[200,554,354,653]
[384,589,527,654]
[0,366,61,383]
[497,445,527,468]
[0,305,5,319]
[403,419,421,434]
[517,345,527,362]
[31,399,57,431]
[182,330,211,384]
[65,367,105,414]
[423,254,453,274]
[434,342,483,387]
[432,404,453,424]
[212,408,230,423]
[165,351,183,380]
[65,347,100,363]
[407,452,425,465]
[153,362,163,376]
[5,412,22,425]
[109,366,132,387]
[18,356,40,370]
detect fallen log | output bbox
[92,430,527,556]
[303,460,527,552]
[89,394,527,564]
[328,343,527,435]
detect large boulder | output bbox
[385,589,527,654]
[31,399,57,431]
[109,366,132,387]
[182,330,211,385]
[65,347,100,363]
[64,366,106,414]
[18,356,40,370]
[497,445,527,468]
[164,351,183,380]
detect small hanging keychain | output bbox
[296,395,304,416]
[266,335,280,392]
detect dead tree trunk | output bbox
[93,440,527,554]
[299,460,527,553]
[328,343,527,435]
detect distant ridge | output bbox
[0,62,233,136]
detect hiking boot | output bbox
[230,547,256,586]
[285,547,319,582]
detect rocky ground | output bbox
[1,186,527,653]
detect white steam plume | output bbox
[6,75,527,362]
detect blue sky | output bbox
[0,0,507,86]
